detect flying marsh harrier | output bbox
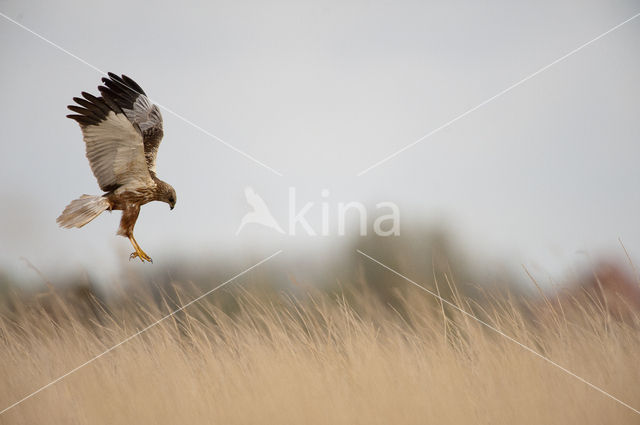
[57,73,176,263]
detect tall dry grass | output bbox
[0,277,639,424]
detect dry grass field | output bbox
[0,277,639,424]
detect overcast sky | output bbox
[0,0,639,284]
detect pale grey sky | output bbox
[0,0,639,284]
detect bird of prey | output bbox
[57,73,176,263]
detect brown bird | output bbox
[57,73,176,263]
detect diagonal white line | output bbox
[0,250,283,416]
[356,11,640,176]
[356,249,640,415]
[0,11,284,177]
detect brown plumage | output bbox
[57,73,176,263]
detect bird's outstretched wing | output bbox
[67,90,153,193]
[98,73,164,175]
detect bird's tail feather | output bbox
[57,195,109,229]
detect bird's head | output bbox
[159,181,177,210]
[167,187,177,210]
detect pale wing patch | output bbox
[123,96,163,132]
[82,111,154,191]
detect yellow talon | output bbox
[129,251,152,263]
[128,235,153,263]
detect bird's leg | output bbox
[128,234,153,263]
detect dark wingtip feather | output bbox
[102,72,146,96]
[121,74,146,95]
[66,114,93,126]
[81,91,100,102]
[98,86,125,113]
[67,105,92,116]
[68,91,113,124]
[98,73,143,112]
[106,73,127,87]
